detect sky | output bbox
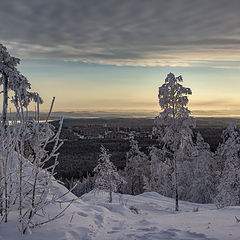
[0,0,240,117]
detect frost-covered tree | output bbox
[153,73,195,211]
[214,123,240,207]
[0,44,71,234]
[21,118,65,233]
[0,43,42,127]
[0,44,20,127]
[0,43,43,223]
[65,174,96,197]
[94,146,125,202]
[150,146,173,197]
[175,132,216,203]
[125,139,150,195]
[187,133,217,203]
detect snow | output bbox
[1,182,240,240]
[1,147,240,239]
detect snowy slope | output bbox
[1,184,240,240]
[81,191,240,240]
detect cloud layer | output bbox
[1,0,240,66]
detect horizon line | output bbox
[3,110,240,119]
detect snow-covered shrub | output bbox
[129,205,140,214]
[23,120,55,161]
[20,118,64,233]
[0,114,67,234]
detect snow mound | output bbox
[1,185,240,240]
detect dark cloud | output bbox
[0,0,240,66]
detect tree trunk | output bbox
[0,73,8,216]
[131,178,134,195]
[109,189,112,203]
[174,156,179,211]
[0,153,2,216]
[2,73,8,128]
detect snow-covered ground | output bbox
[1,183,240,240]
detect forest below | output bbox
[47,117,240,181]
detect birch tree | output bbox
[153,73,195,211]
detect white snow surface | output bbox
[1,184,240,240]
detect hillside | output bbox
[1,183,240,240]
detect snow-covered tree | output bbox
[214,123,240,207]
[0,43,42,127]
[0,109,68,233]
[94,146,125,203]
[0,44,20,127]
[153,73,195,211]
[187,133,217,203]
[0,43,43,224]
[125,139,150,195]
[150,146,173,197]
[0,44,70,234]
[175,132,216,203]
[65,174,96,197]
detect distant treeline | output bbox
[51,117,240,129]
[46,138,155,180]
[45,127,223,182]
